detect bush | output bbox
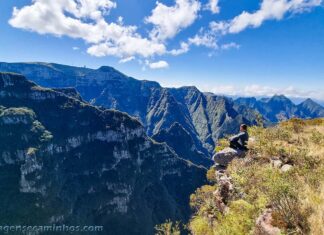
[215,138,229,152]
[190,185,218,215]
[189,217,213,235]
[155,220,181,235]
[213,200,255,235]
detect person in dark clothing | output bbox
[212,124,249,167]
[229,124,249,151]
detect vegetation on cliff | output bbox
[157,118,324,235]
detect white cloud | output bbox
[202,84,324,100]
[189,0,322,52]
[211,0,323,34]
[147,60,169,69]
[87,36,166,58]
[9,0,114,43]
[9,0,166,59]
[205,0,220,14]
[221,42,240,50]
[119,56,135,63]
[8,0,323,65]
[169,42,190,55]
[145,0,201,41]
[209,21,230,35]
[72,46,79,50]
[188,32,218,48]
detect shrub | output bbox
[310,130,323,145]
[155,220,181,235]
[206,168,217,183]
[213,200,255,235]
[190,185,218,215]
[189,217,213,235]
[215,138,229,152]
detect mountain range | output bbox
[0,62,323,234]
[0,62,323,167]
[0,72,206,235]
[234,95,324,123]
[0,63,259,165]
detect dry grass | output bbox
[187,118,324,235]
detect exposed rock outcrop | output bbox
[254,208,281,235]
[212,147,246,167]
[213,170,234,213]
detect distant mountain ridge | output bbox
[0,62,261,165]
[234,95,324,123]
[1,62,323,164]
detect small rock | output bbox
[271,159,283,168]
[254,208,281,235]
[281,164,293,172]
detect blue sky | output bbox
[0,0,324,101]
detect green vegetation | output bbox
[157,118,324,235]
[0,107,36,121]
[155,220,182,235]
[0,107,53,153]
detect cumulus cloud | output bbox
[187,0,321,52]
[188,32,218,48]
[147,60,169,69]
[169,42,190,55]
[209,0,323,34]
[229,0,322,33]
[209,21,230,35]
[10,0,114,43]
[205,0,220,14]
[86,36,166,58]
[8,0,323,65]
[9,0,166,58]
[145,0,201,41]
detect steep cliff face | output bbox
[152,122,213,168]
[169,87,258,152]
[0,62,259,161]
[0,73,206,235]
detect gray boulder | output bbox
[212,147,245,167]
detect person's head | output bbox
[240,124,248,132]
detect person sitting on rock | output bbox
[212,124,249,167]
[229,124,249,151]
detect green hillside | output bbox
[158,118,324,235]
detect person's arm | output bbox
[229,133,243,142]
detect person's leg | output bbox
[230,141,241,150]
[236,149,247,158]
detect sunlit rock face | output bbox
[0,62,261,162]
[0,72,206,235]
